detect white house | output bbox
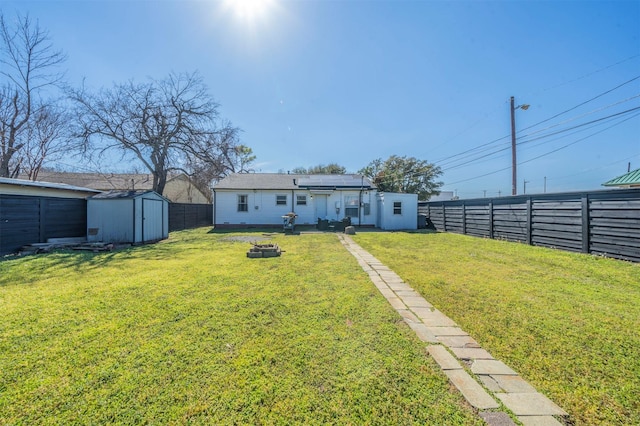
[212,173,418,230]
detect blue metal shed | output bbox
[87,190,169,244]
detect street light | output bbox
[510,96,529,195]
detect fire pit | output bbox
[247,243,282,258]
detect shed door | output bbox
[142,198,163,242]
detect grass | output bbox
[0,228,481,425]
[352,231,640,425]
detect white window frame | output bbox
[296,195,307,206]
[345,195,359,217]
[276,195,287,206]
[238,194,248,212]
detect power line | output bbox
[517,94,640,141]
[431,77,640,171]
[520,75,640,133]
[518,112,640,166]
[443,111,640,187]
[440,105,640,172]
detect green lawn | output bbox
[353,231,640,426]
[0,228,481,425]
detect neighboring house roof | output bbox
[18,171,208,203]
[602,168,640,188]
[0,177,102,194]
[24,171,157,191]
[214,173,375,190]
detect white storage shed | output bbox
[376,192,418,230]
[87,190,169,244]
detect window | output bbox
[296,195,307,206]
[393,201,402,215]
[345,195,359,217]
[238,195,248,212]
[363,203,371,216]
[276,195,287,206]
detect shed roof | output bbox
[0,177,102,193]
[214,173,375,190]
[602,168,640,187]
[90,190,168,201]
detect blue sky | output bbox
[2,0,639,198]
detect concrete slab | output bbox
[518,415,564,426]
[427,345,462,370]
[495,393,568,416]
[378,288,396,299]
[410,307,435,317]
[450,347,494,360]
[426,326,469,336]
[397,309,420,323]
[395,290,421,298]
[386,296,407,310]
[444,369,500,410]
[437,335,481,348]
[491,375,538,393]
[406,322,439,343]
[478,375,503,392]
[386,282,413,292]
[401,296,433,308]
[471,359,517,376]
[479,412,517,426]
[379,275,403,283]
[414,310,458,327]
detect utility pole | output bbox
[523,179,530,194]
[483,190,487,198]
[510,97,517,196]
[510,96,529,196]
[544,176,547,193]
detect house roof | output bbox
[0,177,102,193]
[602,168,640,187]
[213,173,375,190]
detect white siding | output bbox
[377,192,418,230]
[214,189,378,227]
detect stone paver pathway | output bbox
[339,234,568,426]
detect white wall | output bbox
[214,189,378,226]
[377,192,418,230]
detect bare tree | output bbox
[16,102,73,180]
[187,142,255,202]
[0,13,66,177]
[71,72,250,195]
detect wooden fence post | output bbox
[581,194,590,254]
[489,201,494,239]
[526,197,532,245]
[442,204,447,232]
[462,202,466,235]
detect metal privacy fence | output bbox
[0,195,88,256]
[419,188,640,262]
[1,196,212,256]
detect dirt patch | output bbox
[222,235,271,243]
